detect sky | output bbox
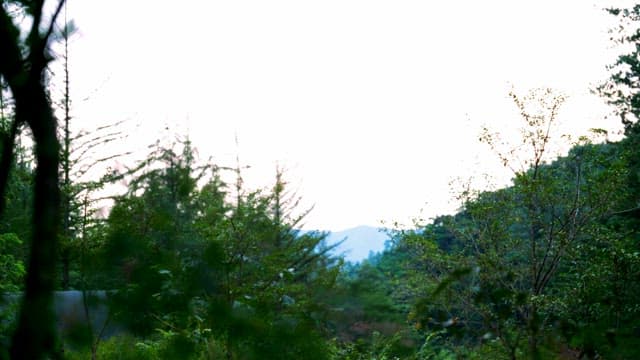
[59,0,629,230]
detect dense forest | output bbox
[1,1,640,359]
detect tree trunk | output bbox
[1,2,65,358]
[9,80,61,359]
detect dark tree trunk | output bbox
[0,2,66,358]
[9,79,61,359]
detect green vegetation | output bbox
[1,1,640,359]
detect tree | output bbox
[598,5,640,135]
[198,166,340,359]
[96,141,340,359]
[330,249,419,357]
[472,90,627,358]
[0,85,33,253]
[597,5,640,215]
[0,1,67,358]
[47,5,132,291]
[405,89,627,359]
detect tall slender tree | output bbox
[0,1,67,358]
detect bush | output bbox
[65,334,159,360]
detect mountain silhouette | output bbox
[324,225,391,263]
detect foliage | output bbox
[391,89,640,359]
[0,233,24,293]
[87,140,341,359]
[5,3,640,359]
[65,334,159,360]
[0,234,23,359]
[598,4,640,134]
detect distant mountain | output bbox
[324,225,391,263]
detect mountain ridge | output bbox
[322,225,391,263]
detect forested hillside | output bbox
[1,1,640,359]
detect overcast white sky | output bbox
[60,0,629,230]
